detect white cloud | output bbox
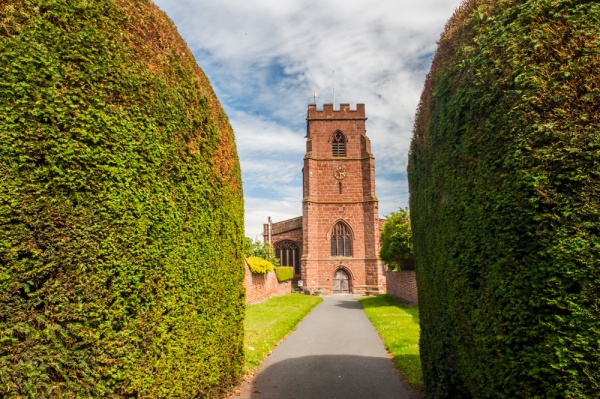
[244,194,302,242]
[154,0,463,237]
[376,175,410,217]
[231,110,305,154]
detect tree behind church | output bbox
[380,208,414,271]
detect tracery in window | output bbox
[330,222,352,257]
[275,240,300,274]
[332,130,346,157]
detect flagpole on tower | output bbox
[332,70,335,109]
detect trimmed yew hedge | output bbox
[275,267,294,282]
[246,257,275,274]
[0,1,245,397]
[408,1,600,398]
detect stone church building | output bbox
[264,103,384,295]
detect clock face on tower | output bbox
[333,165,347,180]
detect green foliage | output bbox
[409,1,600,398]
[244,237,280,266]
[380,208,415,270]
[274,267,294,282]
[359,295,422,389]
[246,257,275,274]
[0,1,245,397]
[244,294,322,371]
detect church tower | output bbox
[301,103,383,294]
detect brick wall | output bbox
[385,270,418,305]
[244,261,292,305]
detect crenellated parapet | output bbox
[307,103,366,120]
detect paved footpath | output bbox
[235,295,422,399]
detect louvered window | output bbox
[332,131,346,157]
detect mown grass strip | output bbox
[244,294,322,372]
[358,294,422,389]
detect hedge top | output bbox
[246,257,276,274]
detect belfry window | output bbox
[275,240,301,274]
[332,131,346,157]
[330,222,352,257]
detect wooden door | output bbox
[333,269,350,293]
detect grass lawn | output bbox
[358,294,422,389]
[244,294,322,372]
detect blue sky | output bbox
[153,0,463,239]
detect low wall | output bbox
[244,263,291,305]
[385,270,418,305]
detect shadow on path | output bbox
[248,354,421,399]
[333,299,363,309]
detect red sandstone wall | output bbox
[301,104,384,295]
[385,270,418,305]
[244,262,292,305]
[264,217,303,245]
[271,216,302,234]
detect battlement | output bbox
[307,103,366,120]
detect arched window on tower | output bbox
[332,130,346,157]
[275,240,301,274]
[330,222,352,257]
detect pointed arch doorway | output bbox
[333,268,350,293]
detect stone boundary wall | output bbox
[244,262,291,305]
[385,270,418,305]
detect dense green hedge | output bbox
[0,1,245,397]
[246,257,275,274]
[408,1,600,398]
[275,267,294,282]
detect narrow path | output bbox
[236,295,421,399]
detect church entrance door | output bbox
[333,269,350,293]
